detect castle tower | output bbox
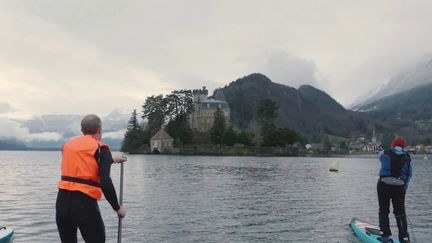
[193,86,208,103]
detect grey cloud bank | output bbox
[258,51,322,89]
[0,110,130,148]
[1,0,432,119]
[0,102,17,114]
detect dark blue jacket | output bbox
[379,147,412,186]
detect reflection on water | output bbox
[0,152,431,242]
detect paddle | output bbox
[117,161,124,243]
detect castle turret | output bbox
[193,86,208,103]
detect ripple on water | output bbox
[1,152,431,242]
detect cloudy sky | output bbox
[1,0,432,119]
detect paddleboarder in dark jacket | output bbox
[377,136,412,243]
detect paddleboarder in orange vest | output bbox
[56,114,127,243]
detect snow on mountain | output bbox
[350,55,432,110]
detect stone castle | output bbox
[188,86,230,132]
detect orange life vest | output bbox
[58,135,109,200]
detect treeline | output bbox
[121,89,193,152]
[121,89,304,153]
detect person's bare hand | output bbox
[116,206,126,218]
[113,154,127,164]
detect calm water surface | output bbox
[0,151,431,242]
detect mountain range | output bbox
[2,56,432,149]
[351,55,432,110]
[218,73,383,143]
[216,56,432,145]
[352,82,432,144]
[351,56,432,144]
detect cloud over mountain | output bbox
[351,55,432,109]
[0,110,130,149]
[0,116,62,142]
[260,51,322,89]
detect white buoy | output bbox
[329,160,340,172]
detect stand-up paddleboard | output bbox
[0,227,14,243]
[350,218,399,243]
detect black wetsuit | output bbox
[56,148,120,243]
[378,149,411,242]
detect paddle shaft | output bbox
[117,162,124,243]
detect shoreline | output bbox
[1,149,430,160]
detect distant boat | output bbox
[329,160,340,172]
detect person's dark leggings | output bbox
[56,189,105,243]
[377,181,409,241]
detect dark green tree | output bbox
[222,126,237,146]
[210,108,226,145]
[142,95,166,136]
[141,89,195,145]
[163,90,195,145]
[165,114,193,146]
[165,89,194,121]
[258,99,279,144]
[257,98,278,130]
[237,130,253,146]
[262,127,303,146]
[121,110,145,153]
[281,127,303,145]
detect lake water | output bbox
[0,151,430,242]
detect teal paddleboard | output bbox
[0,227,13,243]
[350,218,399,243]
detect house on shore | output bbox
[150,129,174,153]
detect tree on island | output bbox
[210,108,226,145]
[222,126,237,146]
[121,109,146,153]
[166,113,193,146]
[237,130,253,146]
[142,95,166,137]
[262,127,303,146]
[257,98,277,145]
[164,90,194,145]
[141,90,195,145]
[165,90,194,121]
[256,98,304,146]
[257,98,278,131]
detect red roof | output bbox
[151,130,173,140]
